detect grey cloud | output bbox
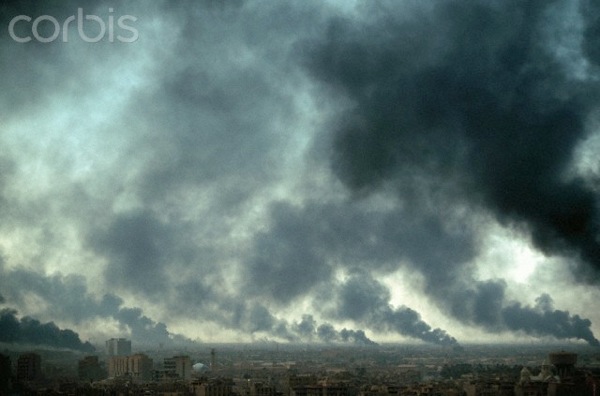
[120,2,325,212]
[288,315,378,346]
[244,203,334,304]
[316,323,337,343]
[0,0,344,346]
[241,198,469,344]
[450,281,507,329]
[87,210,172,295]
[582,0,600,65]
[235,303,278,334]
[0,1,140,117]
[336,273,389,321]
[293,314,317,340]
[114,306,196,348]
[243,200,473,300]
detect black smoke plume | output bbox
[503,294,599,346]
[0,308,95,352]
[292,314,378,346]
[334,273,457,346]
[308,0,600,273]
[304,0,600,343]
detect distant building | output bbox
[514,351,591,396]
[191,378,233,396]
[108,353,153,383]
[164,355,193,380]
[0,353,11,392]
[291,384,350,396]
[250,381,277,396]
[128,353,153,382]
[78,355,106,382]
[106,338,132,356]
[108,355,129,379]
[16,353,42,382]
[548,351,577,379]
[464,379,515,396]
[288,375,318,389]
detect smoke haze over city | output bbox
[1,0,600,350]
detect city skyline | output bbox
[1,0,600,349]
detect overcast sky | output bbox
[1,0,600,350]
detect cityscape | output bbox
[1,340,600,395]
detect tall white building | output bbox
[106,338,132,356]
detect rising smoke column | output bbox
[303,0,600,344]
[243,200,460,345]
[503,294,599,346]
[333,272,457,346]
[291,314,378,345]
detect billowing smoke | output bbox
[1,0,599,347]
[307,0,600,272]
[0,266,375,347]
[503,294,599,346]
[333,273,457,346]
[0,268,196,349]
[243,201,461,345]
[446,281,599,345]
[293,315,378,346]
[338,329,378,346]
[0,308,95,352]
[303,0,600,344]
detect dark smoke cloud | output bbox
[0,266,374,347]
[582,0,600,65]
[316,323,337,342]
[244,203,335,304]
[114,306,196,347]
[445,281,599,345]
[205,301,378,345]
[242,200,462,344]
[293,314,318,340]
[338,329,378,346]
[290,315,378,346]
[503,294,599,346]
[0,308,95,352]
[302,0,600,343]
[307,0,600,275]
[333,273,457,346]
[0,268,195,348]
[88,210,174,296]
[1,0,598,347]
